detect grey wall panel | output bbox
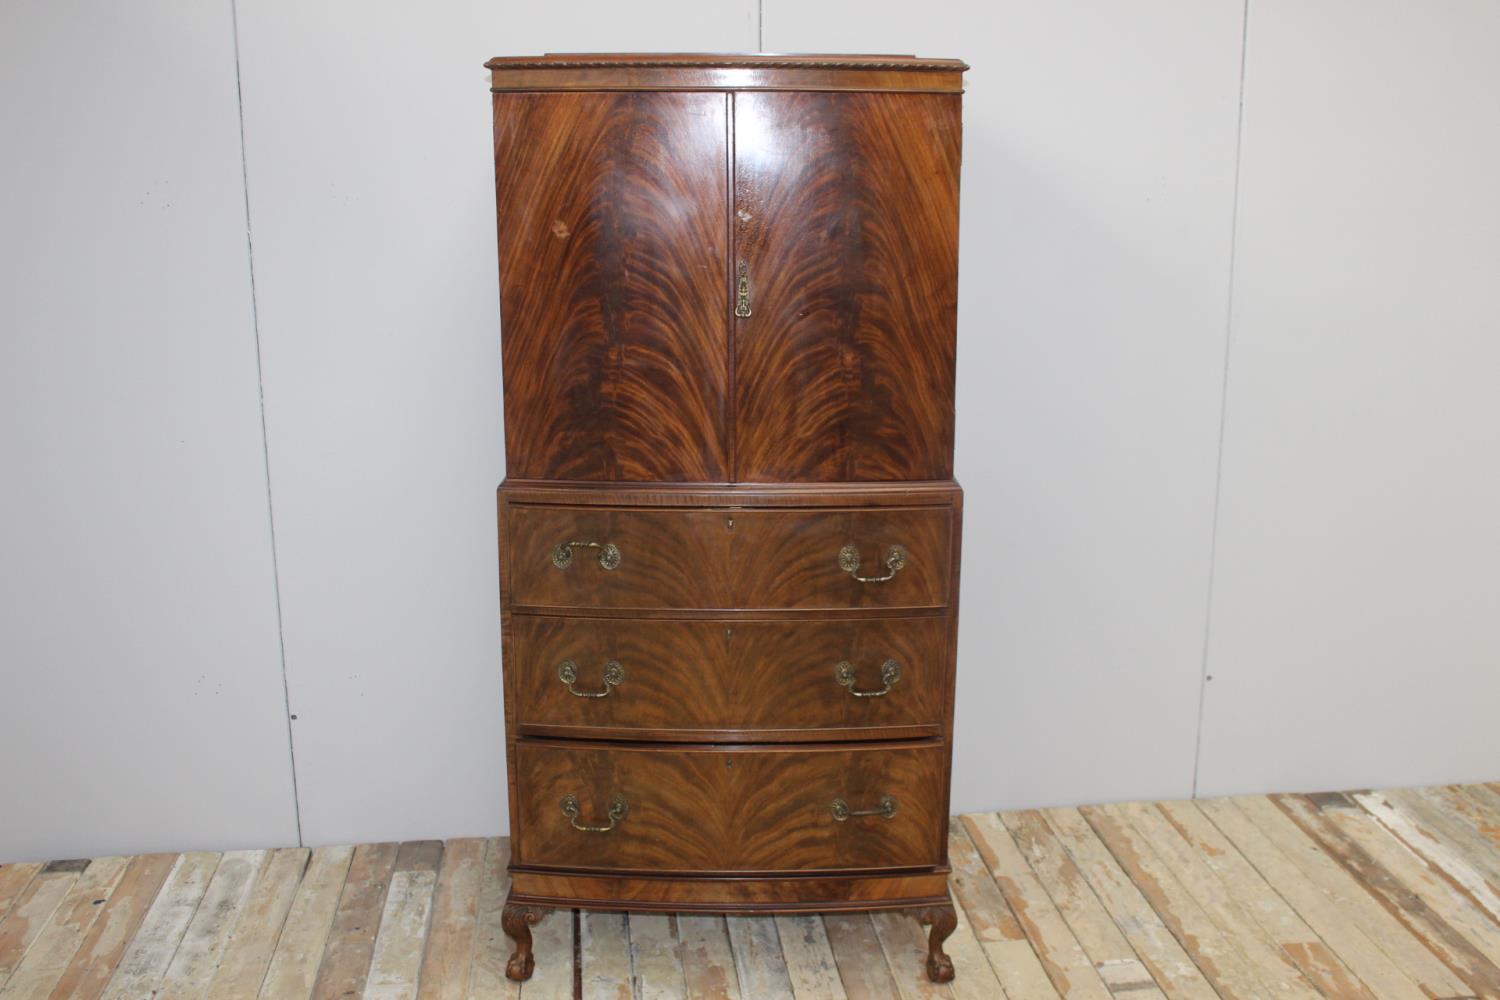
[0,1,298,861]
[1197,0,1500,796]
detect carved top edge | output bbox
[484,53,969,72]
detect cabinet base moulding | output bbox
[507,868,951,910]
[499,886,959,983]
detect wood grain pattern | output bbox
[99,852,218,1000]
[1196,798,1433,1000]
[961,813,1112,999]
[945,825,1059,999]
[1153,800,1375,999]
[466,839,519,1000]
[774,914,845,999]
[257,845,354,1000]
[511,615,946,740]
[869,909,950,998]
[504,503,951,610]
[1074,806,1270,999]
[823,913,904,999]
[156,849,265,1000]
[999,811,1163,998]
[311,842,398,1000]
[494,91,730,483]
[0,866,82,985]
[1278,792,1500,995]
[202,847,309,1000]
[513,741,946,874]
[725,917,792,998]
[676,914,738,1000]
[625,913,684,999]
[1227,795,1472,1000]
[500,480,960,508]
[0,856,128,1000]
[415,838,486,1000]
[364,844,441,1000]
[733,91,960,483]
[506,871,949,913]
[41,853,175,1000]
[577,911,632,999]
[0,867,43,930]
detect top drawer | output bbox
[503,505,952,611]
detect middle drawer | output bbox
[511,615,949,740]
[504,505,952,610]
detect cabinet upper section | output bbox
[485,53,968,95]
[490,58,964,484]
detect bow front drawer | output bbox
[511,615,948,740]
[503,505,952,610]
[513,741,946,874]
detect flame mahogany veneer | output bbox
[489,52,968,984]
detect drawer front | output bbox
[504,505,951,610]
[511,616,948,739]
[514,742,946,873]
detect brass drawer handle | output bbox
[831,796,899,822]
[557,659,623,698]
[838,543,907,583]
[734,260,752,318]
[835,658,901,697]
[551,540,621,570]
[560,794,628,833]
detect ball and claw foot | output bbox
[917,903,958,983]
[501,901,547,982]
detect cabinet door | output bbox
[732,92,960,482]
[495,93,730,481]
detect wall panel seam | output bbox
[1191,0,1253,799]
[230,0,304,845]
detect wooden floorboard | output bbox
[4,781,1499,999]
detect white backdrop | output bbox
[3,0,1497,861]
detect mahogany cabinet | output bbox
[487,53,967,983]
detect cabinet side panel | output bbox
[733,91,960,482]
[494,92,731,481]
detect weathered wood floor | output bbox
[3,785,1500,998]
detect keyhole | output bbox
[726,516,734,530]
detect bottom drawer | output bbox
[514,741,946,874]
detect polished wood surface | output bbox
[488,54,968,984]
[733,91,961,482]
[510,614,948,741]
[507,869,950,912]
[504,503,951,610]
[494,91,730,482]
[486,53,968,95]
[512,741,947,874]
[501,478,960,506]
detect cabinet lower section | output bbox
[496,478,964,985]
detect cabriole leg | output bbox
[502,899,548,982]
[916,903,958,982]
